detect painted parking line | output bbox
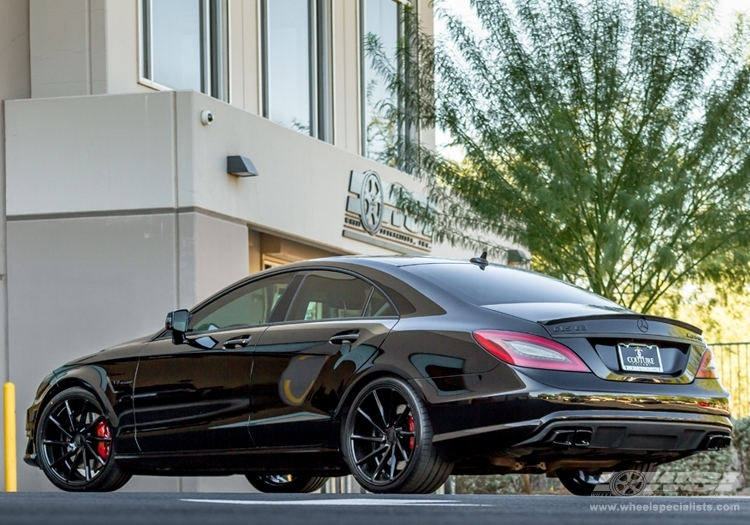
[182,498,492,507]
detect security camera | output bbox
[200,110,214,126]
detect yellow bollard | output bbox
[3,382,17,492]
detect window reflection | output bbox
[362,0,400,166]
[150,0,203,92]
[287,271,372,321]
[263,0,312,134]
[188,273,295,332]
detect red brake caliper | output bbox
[408,415,415,450]
[96,420,111,460]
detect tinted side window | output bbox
[364,288,397,317]
[287,271,373,321]
[188,272,295,332]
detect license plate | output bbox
[617,343,664,373]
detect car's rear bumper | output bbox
[507,409,731,454]
[432,409,731,446]
[439,408,732,474]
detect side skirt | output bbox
[115,447,348,476]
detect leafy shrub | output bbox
[650,416,750,495]
[649,448,734,495]
[732,417,750,490]
[454,474,563,495]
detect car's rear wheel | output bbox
[36,387,131,492]
[245,474,328,493]
[558,462,657,496]
[342,376,452,494]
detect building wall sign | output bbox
[359,171,384,234]
[343,170,432,254]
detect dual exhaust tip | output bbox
[550,429,592,447]
[705,434,732,451]
[549,430,731,451]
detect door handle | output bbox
[329,331,360,345]
[223,336,252,349]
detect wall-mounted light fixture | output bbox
[227,156,259,177]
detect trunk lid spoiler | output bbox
[482,302,703,340]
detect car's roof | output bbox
[298,255,475,268]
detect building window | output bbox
[361,0,406,167]
[140,0,229,101]
[261,0,332,141]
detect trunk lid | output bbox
[483,302,705,383]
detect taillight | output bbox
[696,349,718,379]
[473,330,589,372]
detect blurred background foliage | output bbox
[370,0,750,316]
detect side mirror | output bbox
[165,309,189,344]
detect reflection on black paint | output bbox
[278,355,330,406]
[409,353,466,377]
[409,353,472,395]
[334,344,379,371]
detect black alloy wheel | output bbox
[343,376,452,493]
[245,474,328,493]
[558,463,657,496]
[36,387,131,492]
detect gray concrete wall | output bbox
[7,213,178,490]
[5,90,428,255]
[5,92,180,216]
[6,210,253,491]
[189,213,251,304]
[0,0,31,493]
[184,90,428,255]
[29,0,103,97]
[28,0,150,99]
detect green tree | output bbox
[376,0,750,312]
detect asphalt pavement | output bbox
[0,493,748,525]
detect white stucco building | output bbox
[0,0,487,492]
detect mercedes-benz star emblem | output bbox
[637,318,649,333]
[360,171,384,235]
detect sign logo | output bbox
[342,170,433,253]
[637,318,649,333]
[359,171,384,234]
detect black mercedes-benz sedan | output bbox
[24,256,731,495]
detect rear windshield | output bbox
[402,263,618,307]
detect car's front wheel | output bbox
[245,474,328,493]
[558,463,657,496]
[36,387,131,492]
[342,376,453,493]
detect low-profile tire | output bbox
[558,462,657,496]
[342,376,453,494]
[245,474,328,493]
[36,387,131,492]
